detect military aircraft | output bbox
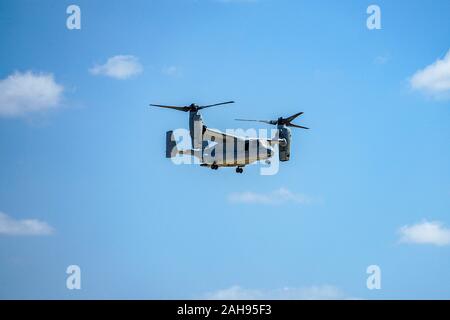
[151,101,308,173]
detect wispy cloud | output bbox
[399,220,450,246]
[228,188,315,205]
[89,55,143,80]
[162,66,180,77]
[374,54,389,65]
[204,285,350,300]
[0,71,64,117]
[410,49,450,99]
[0,212,54,236]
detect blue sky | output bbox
[0,0,449,299]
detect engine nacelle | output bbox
[278,127,291,162]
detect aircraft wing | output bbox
[203,127,284,147]
[203,127,247,143]
[266,138,287,145]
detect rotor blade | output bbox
[235,119,274,125]
[199,101,235,109]
[288,123,309,129]
[150,104,188,112]
[285,112,304,123]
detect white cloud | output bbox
[89,55,143,79]
[228,188,314,205]
[410,50,450,98]
[0,212,54,236]
[162,66,180,77]
[0,71,64,117]
[399,220,450,246]
[204,285,349,300]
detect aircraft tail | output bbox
[166,131,178,158]
[166,130,202,159]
